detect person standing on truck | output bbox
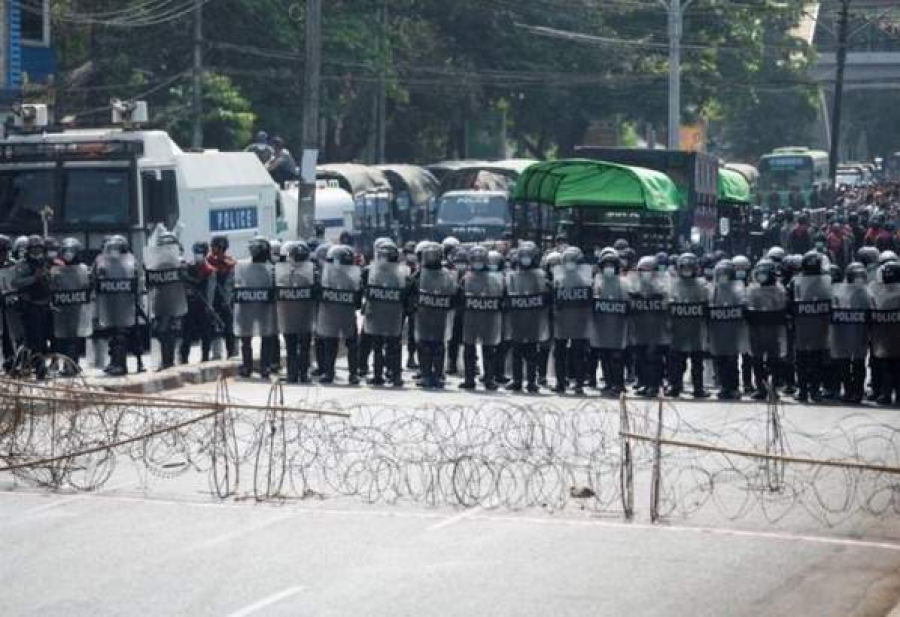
[208,235,236,359]
[245,131,273,164]
[266,137,298,189]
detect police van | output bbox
[0,102,284,258]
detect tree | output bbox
[162,73,256,150]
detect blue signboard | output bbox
[210,206,258,232]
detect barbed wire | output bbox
[2,373,900,531]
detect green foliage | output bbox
[162,73,256,151]
[46,0,820,162]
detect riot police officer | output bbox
[412,242,458,389]
[667,253,709,398]
[552,246,593,395]
[591,249,629,397]
[745,259,788,400]
[233,237,277,378]
[505,242,550,393]
[144,228,188,371]
[12,235,53,377]
[869,260,900,406]
[180,241,218,363]
[208,235,236,359]
[94,235,141,377]
[411,242,459,388]
[789,251,832,403]
[362,241,409,387]
[830,262,871,404]
[707,260,746,400]
[628,256,670,398]
[276,241,317,383]
[316,244,362,384]
[50,238,93,375]
[460,245,504,390]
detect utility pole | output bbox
[298,0,322,238]
[662,0,693,150]
[191,0,203,150]
[375,0,388,164]
[829,0,851,183]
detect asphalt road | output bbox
[2,374,900,616]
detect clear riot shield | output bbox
[51,263,93,338]
[416,268,458,343]
[505,269,550,344]
[232,261,276,338]
[275,261,316,335]
[461,270,504,346]
[143,244,188,319]
[317,262,361,339]
[707,281,747,356]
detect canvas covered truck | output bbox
[575,146,719,251]
[511,159,684,254]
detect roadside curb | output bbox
[84,360,241,394]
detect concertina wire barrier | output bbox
[0,355,899,529]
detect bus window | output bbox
[142,169,178,229]
[0,168,55,226]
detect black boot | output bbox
[239,338,253,378]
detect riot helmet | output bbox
[845,262,867,285]
[599,251,620,277]
[655,251,669,273]
[442,236,460,260]
[61,237,83,265]
[856,246,879,267]
[636,255,657,283]
[801,250,825,276]
[104,235,129,257]
[613,238,630,251]
[766,246,786,264]
[13,235,28,260]
[543,251,561,271]
[732,255,751,282]
[469,245,488,272]
[881,262,900,285]
[518,241,540,269]
[619,247,636,271]
[328,244,354,266]
[289,240,311,263]
[269,239,283,262]
[878,250,898,265]
[676,253,698,278]
[422,242,443,270]
[377,241,400,264]
[753,259,777,286]
[561,246,583,271]
[248,236,271,263]
[314,241,332,265]
[714,259,736,284]
[25,235,45,262]
[487,249,504,273]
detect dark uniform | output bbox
[628,257,670,398]
[50,238,93,374]
[789,251,832,403]
[830,262,871,403]
[11,235,53,377]
[667,254,709,398]
[276,241,318,383]
[180,242,218,363]
[316,244,362,384]
[745,259,788,400]
[233,237,277,378]
[412,242,458,389]
[591,250,630,396]
[869,261,900,406]
[362,242,409,387]
[94,236,141,377]
[505,242,551,393]
[460,246,504,390]
[552,247,593,395]
[707,260,746,400]
[144,229,188,371]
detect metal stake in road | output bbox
[662,0,695,150]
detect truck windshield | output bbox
[0,168,54,226]
[62,167,131,225]
[437,194,508,225]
